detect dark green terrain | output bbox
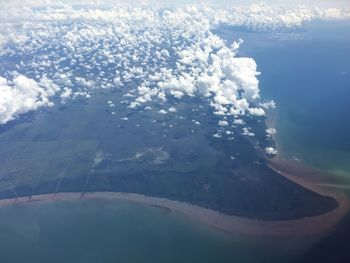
[0,89,337,220]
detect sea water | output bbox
[216,21,350,177]
[0,199,291,263]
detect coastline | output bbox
[0,158,348,240]
[261,111,350,238]
[265,109,349,206]
[0,110,346,242]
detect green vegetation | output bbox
[0,91,337,220]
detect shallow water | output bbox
[0,199,294,263]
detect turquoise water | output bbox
[216,21,350,176]
[0,199,291,263]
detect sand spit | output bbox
[0,158,348,240]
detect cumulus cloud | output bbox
[0,0,349,129]
[242,127,255,136]
[233,119,245,125]
[260,100,277,110]
[218,120,229,126]
[0,75,59,124]
[60,87,73,102]
[266,128,277,137]
[265,147,278,155]
[132,34,263,121]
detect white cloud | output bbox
[233,119,245,125]
[266,128,277,137]
[242,127,255,136]
[218,120,229,126]
[158,109,168,114]
[249,107,265,116]
[213,133,222,138]
[265,147,278,155]
[0,0,349,131]
[60,87,73,102]
[260,100,277,110]
[0,75,59,124]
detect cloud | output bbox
[242,127,255,136]
[158,109,168,114]
[0,0,349,130]
[249,108,265,116]
[131,34,264,122]
[60,87,73,103]
[0,75,59,124]
[218,120,229,126]
[265,147,278,155]
[266,128,277,137]
[168,107,177,112]
[260,100,277,110]
[233,119,245,125]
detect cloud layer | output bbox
[0,1,349,134]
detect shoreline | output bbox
[0,158,348,240]
[265,110,349,216]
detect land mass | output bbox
[0,94,340,220]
